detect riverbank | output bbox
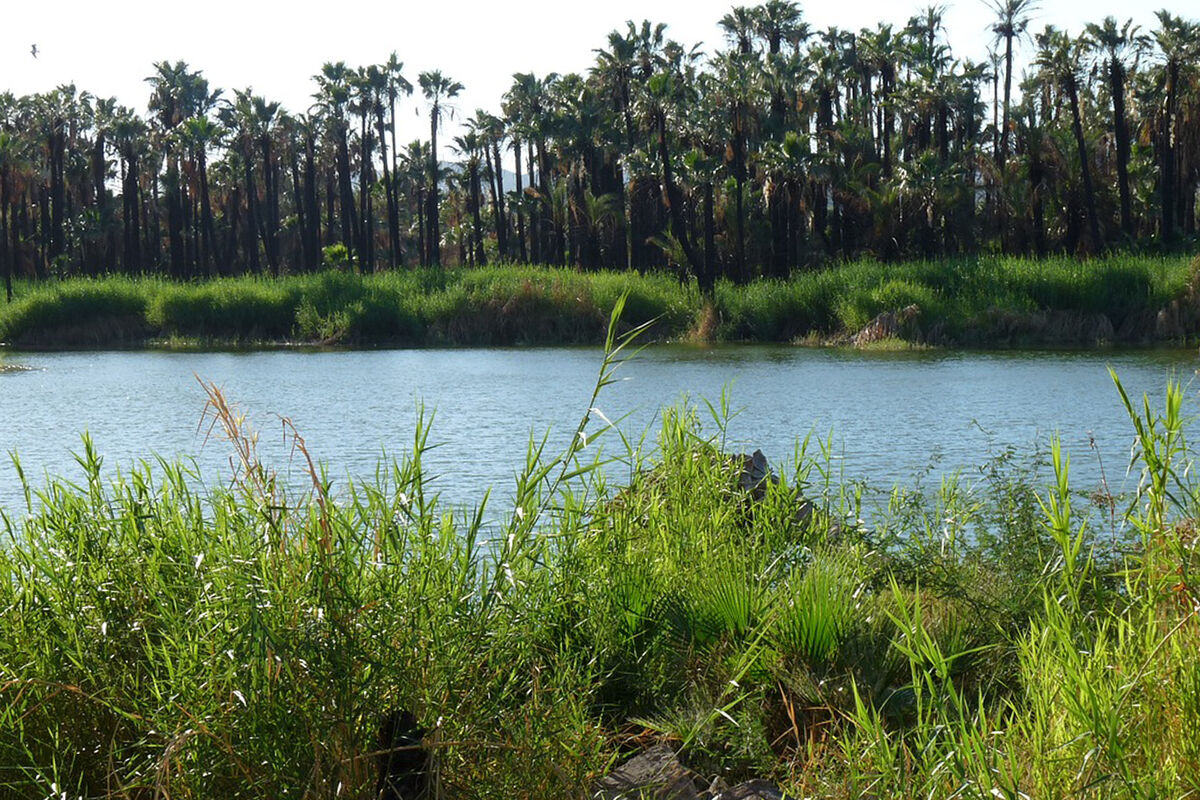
[2,367,1198,797]
[1,254,1196,349]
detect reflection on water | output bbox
[0,345,1196,513]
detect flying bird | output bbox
[30,44,38,58]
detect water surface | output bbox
[1,346,1196,514]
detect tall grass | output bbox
[0,254,1193,348]
[2,303,1200,797]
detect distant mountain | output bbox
[440,161,528,192]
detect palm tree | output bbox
[986,0,1037,169]
[503,72,557,265]
[1035,26,1101,252]
[1084,16,1146,239]
[110,106,147,272]
[451,130,486,265]
[252,95,282,274]
[1151,11,1200,240]
[0,125,27,300]
[350,67,378,272]
[312,62,358,262]
[710,51,760,281]
[374,57,412,268]
[180,115,222,273]
[593,23,662,269]
[218,90,263,272]
[399,140,430,265]
[418,70,464,268]
[470,110,509,260]
[720,7,758,56]
[147,61,213,276]
[635,64,701,280]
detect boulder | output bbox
[735,449,778,500]
[852,304,922,347]
[593,746,789,800]
[716,780,787,799]
[593,744,709,800]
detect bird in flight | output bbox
[31,44,38,58]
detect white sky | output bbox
[0,0,1178,164]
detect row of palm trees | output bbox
[1,2,1198,300]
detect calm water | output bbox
[1,346,1197,514]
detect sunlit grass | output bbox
[0,254,1193,348]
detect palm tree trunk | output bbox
[1029,131,1047,257]
[655,110,701,278]
[1,171,11,302]
[198,149,217,275]
[733,111,747,281]
[428,103,441,267]
[304,134,321,269]
[375,113,401,268]
[243,148,261,273]
[336,127,358,258]
[1160,60,1178,241]
[470,162,485,265]
[358,116,374,272]
[49,122,66,267]
[512,139,527,262]
[1065,76,1101,252]
[165,160,186,277]
[702,180,716,295]
[122,151,142,273]
[1109,60,1134,238]
[1000,34,1013,168]
[527,140,540,263]
[290,150,309,270]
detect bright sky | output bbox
[0,0,1177,161]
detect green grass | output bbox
[0,254,1195,348]
[3,314,1200,797]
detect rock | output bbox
[715,780,786,799]
[376,709,428,800]
[593,746,791,800]
[734,450,843,541]
[853,304,922,347]
[593,744,709,800]
[736,449,778,500]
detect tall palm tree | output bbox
[147,61,213,276]
[375,57,412,268]
[710,51,760,280]
[636,64,701,280]
[986,0,1037,169]
[252,95,282,274]
[1084,16,1146,239]
[312,62,358,262]
[503,72,556,264]
[418,70,464,268]
[470,110,509,259]
[180,115,222,273]
[1151,11,1200,240]
[451,130,486,265]
[1035,26,1101,252]
[218,90,263,272]
[0,126,26,300]
[719,7,758,56]
[110,106,146,272]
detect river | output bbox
[1,346,1196,515]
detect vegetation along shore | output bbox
[1,254,1198,349]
